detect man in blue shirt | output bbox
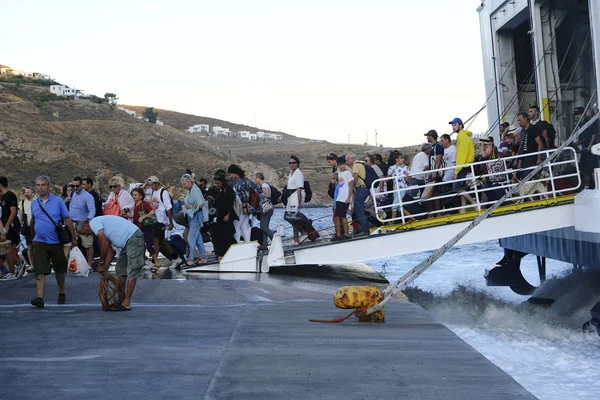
[69,176,96,267]
[30,175,77,308]
[78,215,144,311]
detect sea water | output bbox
[268,207,600,400]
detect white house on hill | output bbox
[32,72,51,80]
[50,85,86,98]
[212,126,231,136]
[188,124,209,133]
[256,131,282,140]
[0,67,51,79]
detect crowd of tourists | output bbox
[0,108,597,309]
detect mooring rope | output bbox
[366,99,599,317]
[309,307,366,323]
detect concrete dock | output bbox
[0,273,536,399]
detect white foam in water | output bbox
[269,208,600,400]
[369,243,600,400]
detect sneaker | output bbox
[15,261,26,278]
[168,259,183,270]
[26,265,35,273]
[298,235,308,243]
[0,273,17,280]
[31,297,44,308]
[341,235,352,241]
[354,231,368,237]
[57,294,66,304]
[330,235,341,242]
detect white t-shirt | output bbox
[261,182,271,197]
[152,188,173,225]
[442,145,457,182]
[21,198,33,222]
[286,169,305,211]
[336,170,353,203]
[410,152,429,180]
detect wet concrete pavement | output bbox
[0,273,536,399]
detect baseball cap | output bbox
[424,130,438,139]
[449,117,463,125]
[573,107,585,116]
[147,175,160,183]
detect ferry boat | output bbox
[476,0,600,330]
[186,0,600,332]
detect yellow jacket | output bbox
[454,129,474,174]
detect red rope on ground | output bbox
[309,307,367,323]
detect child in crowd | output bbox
[330,173,339,209]
[332,157,354,241]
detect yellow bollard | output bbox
[333,286,385,323]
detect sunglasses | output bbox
[289,161,298,165]
[109,185,118,189]
[72,184,80,188]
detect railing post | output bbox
[547,150,556,199]
[399,185,406,224]
[471,165,481,211]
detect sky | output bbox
[1,0,489,147]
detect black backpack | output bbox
[269,185,282,205]
[90,190,104,217]
[542,121,557,149]
[160,187,174,206]
[304,181,313,203]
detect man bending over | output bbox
[78,215,144,311]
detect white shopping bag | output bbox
[68,247,90,277]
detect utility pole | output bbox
[348,134,350,144]
[365,132,368,145]
[375,129,378,147]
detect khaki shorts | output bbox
[115,231,144,279]
[32,241,68,275]
[74,221,94,249]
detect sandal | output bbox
[197,258,207,265]
[151,266,159,273]
[111,303,131,312]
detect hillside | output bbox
[0,82,416,204]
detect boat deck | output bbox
[0,275,536,399]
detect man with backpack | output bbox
[82,177,103,217]
[144,176,174,262]
[345,152,372,237]
[409,143,431,198]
